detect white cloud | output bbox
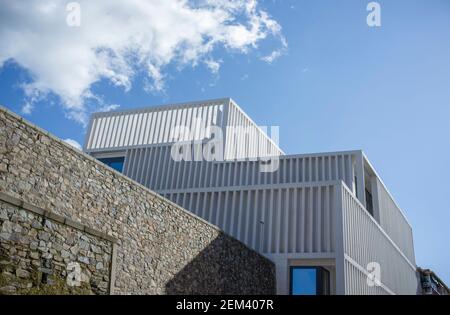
[64,138,82,150]
[0,0,286,125]
[98,104,120,113]
[204,59,222,74]
[21,102,33,115]
[261,37,288,63]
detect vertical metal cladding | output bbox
[85,98,284,159]
[124,147,356,191]
[86,100,227,150]
[161,183,336,255]
[342,185,417,295]
[376,181,415,264]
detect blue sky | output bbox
[1,0,449,284]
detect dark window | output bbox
[98,157,125,173]
[290,266,330,295]
[365,188,374,216]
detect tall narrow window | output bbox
[365,188,374,216]
[290,266,330,295]
[98,157,125,173]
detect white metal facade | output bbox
[85,98,283,159]
[85,98,418,295]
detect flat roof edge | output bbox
[91,97,232,118]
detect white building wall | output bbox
[122,145,355,191]
[341,184,418,295]
[376,179,415,264]
[85,100,227,150]
[84,98,284,159]
[161,182,337,255]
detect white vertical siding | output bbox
[341,184,417,295]
[160,183,336,255]
[86,102,227,150]
[123,146,356,192]
[85,98,284,159]
[376,179,415,264]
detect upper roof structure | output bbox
[85,97,284,160]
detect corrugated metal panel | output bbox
[161,183,336,255]
[377,180,415,264]
[123,146,356,192]
[344,259,392,295]
[85,98,284,159]
[341,185,417,295]
[86,101,227,150]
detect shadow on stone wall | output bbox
[165,232,275,295]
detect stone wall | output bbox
[0,106,275,295]
[0,198,113,295]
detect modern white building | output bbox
[84,98,418,295]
